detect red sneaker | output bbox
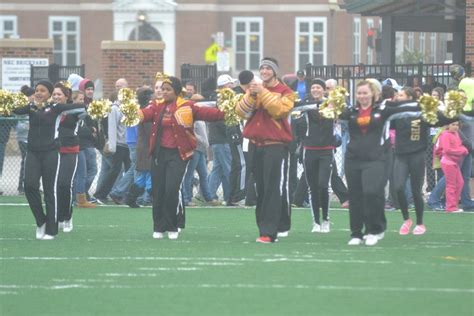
[256,236,273,243]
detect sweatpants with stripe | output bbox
[251,143,290,239]
[303,149,332,224]
[228,142,246,204]
[24,149,59,236]
[345,158,387,239]
[151,147,187,233]
[393,150,425,225]
[57,153,78,223]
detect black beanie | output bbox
[311,78,326,90]
[165,76,183,96]
[238,70,254,85]
[35,80,54,95]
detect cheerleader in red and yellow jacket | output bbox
[138,76,224,240]
[235,57,295,243]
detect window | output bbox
[366,19,374,64]
[407,32,414,51]
[352,18,361,64]
[49,16,80,66]
[429,33,437,63]
[295,17,327,70]
[232,17,263,71]
[0,16,18,39]
[395,32,404,57]
[419,32,425,57]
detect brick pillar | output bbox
[467,0,474,65]
[101,41,165,98]
[0,39,53,88]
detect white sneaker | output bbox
[376,232,384,240]
[58,221,65,230]
[41,234,55,240]
[36,223,46,240]
[152,232,164,239]
[168,232,179,240]
[321,221,330,233]
[311,223,321,233]
[365,234,378,246]
[347,238,363,245]
[63,219,73,233]
[277,231,289,238]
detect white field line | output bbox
[0,283,472,294]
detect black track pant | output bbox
[293,157,348,207]
[228,143,246,203]
[24,150,59,236]
[303,150,332,224]
[251,143,290,239]
[151,147,187,233]
[394,150,425,225]
[244,151,257,206]
[57,153,78,222]
[345,158,387,239]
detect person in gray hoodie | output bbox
[93,97,130,203]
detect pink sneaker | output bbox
[399,219,413,235]
[412,225,426,235]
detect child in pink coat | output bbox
[435,121,468,213]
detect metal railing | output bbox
[30,63,85,87]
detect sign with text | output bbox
[1,58,49,91]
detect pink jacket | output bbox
[435,130,468,165]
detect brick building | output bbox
[0,0,452,83]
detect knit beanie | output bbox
[35,80,54,95]
[311,78,326,90]
[259,57,279,76]
[79,78,94,92]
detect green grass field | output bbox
[0,196,473,316]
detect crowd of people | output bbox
[1,59,472,245]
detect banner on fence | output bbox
[1,58,49,91]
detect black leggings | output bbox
[393,150,425,225]
[303,150,332,223]
[57,153,78,222]
[24,150,59,235]
[345,158,387,238]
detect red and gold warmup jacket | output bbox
[139,97,224,160]
[235,82,295,146]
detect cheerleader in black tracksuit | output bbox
[392,87,457,236]
[294,79,337,233]
[13,80,85,240]
[341,80,420,246]
[52,82,86,233]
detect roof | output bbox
[341,0,466,17]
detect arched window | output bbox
[128,22,162,41]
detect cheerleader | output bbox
[137,76,224,239]
[294,78,337,233]
[341,80,420,246]
[13,80,84,240]
[53,82,86,233]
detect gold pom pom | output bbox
[217,88,243,126]
[88,99,112,120]
[0,89,15,116]
[0,89,30,116]
[60,80,72,89]
[118,88,140,126]
[419,94,439,125]
[319,86,348,119]
[443,90,465,119]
